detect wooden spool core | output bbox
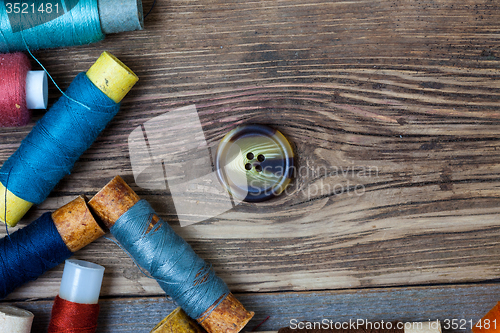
[197,293,254,333]
[88,176,254,333]
[52,195,106,252]
[87,176,140,229]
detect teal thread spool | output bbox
[0,0,144,52]
[88,176,255,333]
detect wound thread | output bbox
[0,212,72,299]
[0,52,31,127]
[48,295,100,333]
[0,0,103,52]
[0,0,143,53]
[110,199,230,320]
[0,73,120,206]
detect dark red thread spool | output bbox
[0,52,48,127]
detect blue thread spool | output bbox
[0,51,138,227]
[88,176,254,333]
[0,0,144,53]
[0,196,105,299]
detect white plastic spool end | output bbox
[59,259,105,305]
[25,70,48,110]
[0,305,34,333]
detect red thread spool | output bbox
[0,52,48,127]
[48,260,105,333]
[48,296,100,333]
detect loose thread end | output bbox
[21,34,93,111]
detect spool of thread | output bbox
[0,52,48,127]
[0,0,144,53]
[48,259,104,333]
[0,196,105,299]
[473,302,500,333]
[88,176,255,333]
[151,307,207,333]
[0,305,34,333]
[0,51,139,227]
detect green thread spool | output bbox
[0,0,144,52]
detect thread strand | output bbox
[21,34,91,111]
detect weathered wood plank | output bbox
[2,284,500,332]
[0,0,499,299]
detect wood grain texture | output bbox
[2,284,500,332]
[0,0,499,320]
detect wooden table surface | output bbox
[1,0,500,331]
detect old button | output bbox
[215,124,294,202]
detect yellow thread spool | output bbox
[0,184,33,227]
[151,307,206,333]
[86,51,139,103]
[0,51,138,227]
